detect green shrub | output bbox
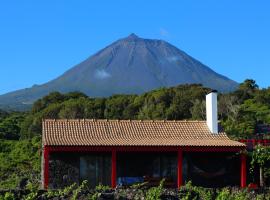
[71,180,88,200]
[46,182,77,198]
[215,188,231,200]
[131,181,148,189]
[0,138,41,189]
[88,183,111,200]
[0,192,15,200]
[22,181,39,200]
[145,179,164,200]
[179,181,211,200]
[95,183,111,192]
[232,189,249,200]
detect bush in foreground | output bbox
[1,181,270,200]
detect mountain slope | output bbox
[0,33,238,110]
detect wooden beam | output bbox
[240,154,247,188]
[111,149,117,188]
[177,149,183,188]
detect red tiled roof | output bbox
[42,119,245,147]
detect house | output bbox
[41,91,246,189]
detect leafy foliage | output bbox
[250,145,270,187]
[15,79,270,140]
[87,183,111,200]
[0,112,25,140]
[1,80,270,189]
[145,179,164,200]
[0,192,15,200]
[19,84,211,139]
[179,181,213,200]
[251,145,270,168]
[0,137,41,189]
[46,182,77,199]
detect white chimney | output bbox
[206,90,218,134]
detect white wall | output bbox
[206,91,218,134]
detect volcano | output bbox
[0,33,238,110]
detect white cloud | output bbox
[160,28,169,37]
[167,56,182,62]
[94,69,111,79]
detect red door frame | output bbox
[111,149,117,188]
[177,149,183,188]
[240,154,247,188]
[43,145,245,189]
[43,146,49,189]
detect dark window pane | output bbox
[80,153,111,188]
[184,152,240,187]
[117,152,177,187]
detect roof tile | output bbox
[42,119,245,147]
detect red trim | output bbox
[111,150,117,188]
[43,146,49,189]
[239,139,270,148]
[45,145,244,152]
[43,145,245,188]
[240,154,247,188]
[177,149,183,188]
[252,139,256,147]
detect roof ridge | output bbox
[43,119,207,123]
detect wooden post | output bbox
[240,154,247,188]
[111,149,117,188]
[177,149,183,188]
[43,146,49,189]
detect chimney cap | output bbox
[207,90,218,94]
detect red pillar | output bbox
[177,149,183,188]
[111,149,117,188]
[43,146,49,189]
[240,154,247,188]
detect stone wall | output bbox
[49,153,80,189]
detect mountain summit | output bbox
[0,34,238,110]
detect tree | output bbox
[235,79,259,103]
[31,92,65,113]
[251,144,270,187]
[190,99,206,120]
[0,112,25,140]
[59,98,87,119]
[84,98,106,119]
[0,109,8,123]
[104,95,136,119]
[239,79,258,91]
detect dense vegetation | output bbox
[0,180,269,200]
[1,79,270,189]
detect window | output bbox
[117,152,177,187]
[80,153,111,188]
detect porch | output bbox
[43,146,246,189]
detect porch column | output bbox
[240,154,247,188]
[177,149,183,188]
[111,149,117,188]
[43,146,49,189]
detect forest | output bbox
[0,79,270,189]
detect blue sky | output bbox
[0,0,269,95]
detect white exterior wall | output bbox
[206,92,218,134]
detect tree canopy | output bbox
[1,80,270,140]
[1,79,270,188]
